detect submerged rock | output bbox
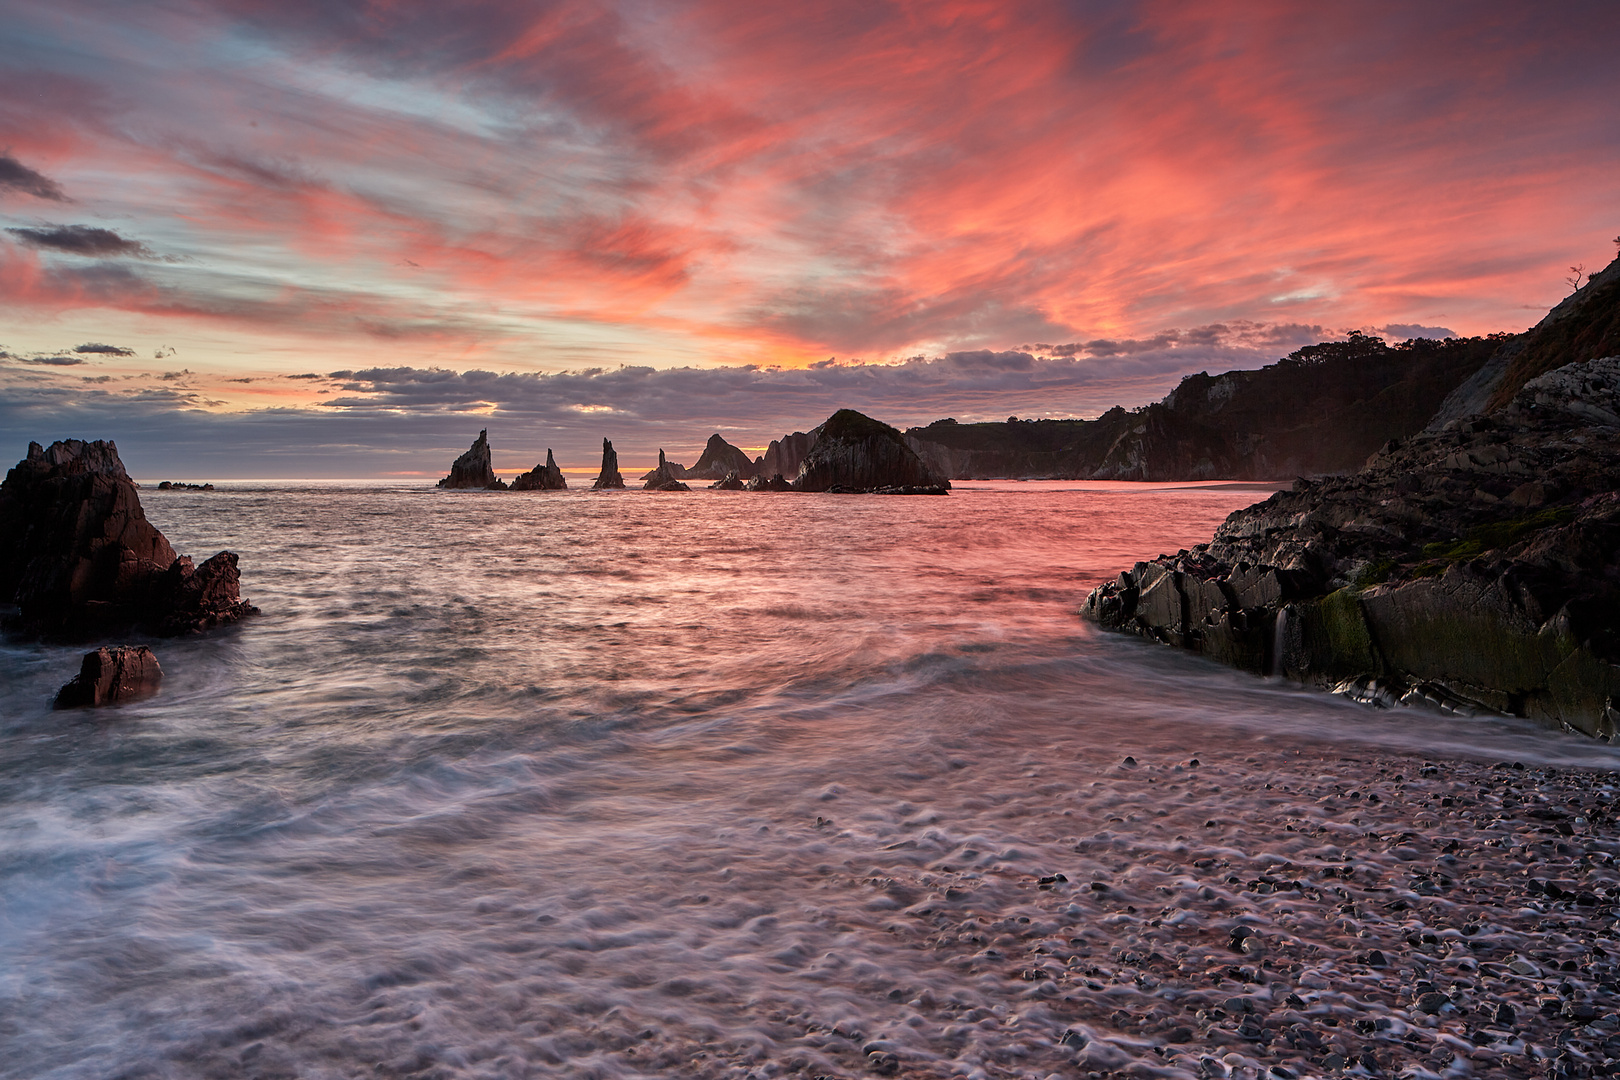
[592,438,626,489]
[54,645,163,708]
[154,481,214,491]
[643,449,691,492]
[1084,355,1620,740]
[437,430,507,490]
[511,449,568,491]
[0,439,258,636]
[792,409,950,494]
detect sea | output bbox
[2,481,1615,1079]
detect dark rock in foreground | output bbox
[793,410,950,494]
[709,471,746,490]
[0,439,257,636]
[592,439,626,489]
[643,450,691,492]
[54,645,162,708]
[511,449,568,491]
[438,430,506,489]
[1084,356,1620,740]
[154,481,214,491]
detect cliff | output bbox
[905,332,1500,481]
[437,430,506,489]
[0,439,257,636]
[757,429,819,481]
[791,410,950,494]
[1083,355,1620,740]
[512,449,567,491]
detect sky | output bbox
[2,0,1617,478]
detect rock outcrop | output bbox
[757,429,819,481]
[1083,356,1620,740]
[592,439,626,489]
[687,434,756,481]
[0,439,257,636]
[792,410,950,494]
[744,473,794,492]
[511,449,568,491]
[643,450,691,492]
[54,645,163,708]
[437,430,507,489]
[710,471,746,490]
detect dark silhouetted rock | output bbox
[758,429,819,481]
[0,439,258,636]
[511,449,568,491]
[710,471,746,490]
[643,449,691,491]
[688,434,757,480]
[154,481,214,491]
[792,410,950,494]
[592,438,626,489]
[639,450,691,484]
[437,429,506,489]
[1084,355,1620,740]
[54,645,163,708]
[744,472,794,492]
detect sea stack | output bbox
[688,434,757,481]
[643,449,691,492]
[438,430,506,489]
[791,409,951,493]
[0,438,257,635]
[54,645,163,708]
[511,449,568,491]
[592,438,626,489]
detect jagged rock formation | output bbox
[437,430,507,489]
[710,471,746,490]
[744,473,794,492]
[0,439,257,636]
[639,454,690,483]
[643,449,691,492]
[592,439,626,489]
[54,645,163,708]
[1083,355,1620,740]
[906,333,1500,480]
[686,434,756,481]
[511,449,568,491]
[154,481,214,491]
[791,410,950,494]
[757,429,819,481]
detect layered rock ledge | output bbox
[0,439,257,636]
[1083,358,1620,740]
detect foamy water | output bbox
[2,482,1616,1079]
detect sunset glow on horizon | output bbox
[3,0,1617,476]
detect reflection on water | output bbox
[1,482,1613,1078]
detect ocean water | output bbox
[1,481,1615,1080]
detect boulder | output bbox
[54,645,163,708]
[710,471,746,490]
[643,449,691,491]
[0,439,257,636]
[744,472,794,492]
[687,434,757,480]
[1083,356,1620,741]
[511,449,568,491]
[437,429,506,489]
[592,438,626,489]
[792,409,951,493]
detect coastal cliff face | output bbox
[906,333,1499,481]
[0,439,257,635]
[758,430,818,481]
[511,449,567,491]
[1083,356,1620,739]
[791,410,950,493]
[592,439,626,489]
[438,430,506,489]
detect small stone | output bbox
[1508,958,1539,976]
[1416,992,1449,1014]
[1123,756,1138,768]
[1494,1002,1516,1026]
[865,1050,899,1075]
[1321,1052,1345,1070]
[1364,949,1389,967]
[1060,1029,1088,1049]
